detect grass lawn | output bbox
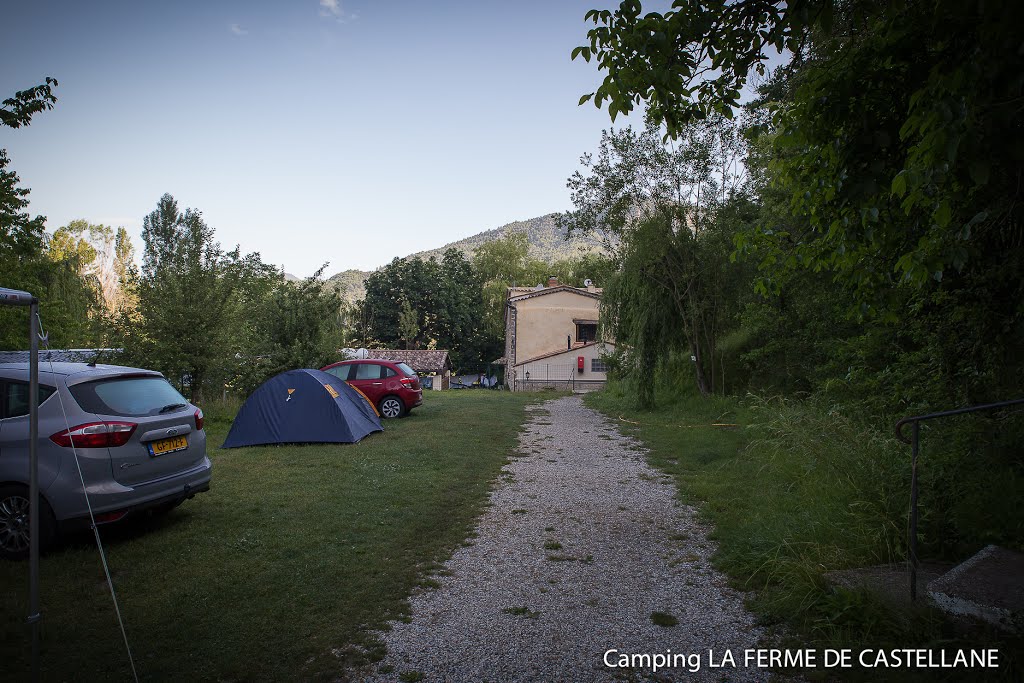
[1,389,538,681]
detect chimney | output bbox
[547,276,559,288]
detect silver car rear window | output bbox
[70,377,190,417]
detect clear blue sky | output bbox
[1,0,647,277]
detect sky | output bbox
[1,0,651,278]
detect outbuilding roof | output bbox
[367,349,453,374]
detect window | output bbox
[382,366,397,378]
[353,363,383,380]
[325,366,351,380]
[576,323,597,343]
[591,358,608,373]
[2,381,56,419]
[395,362,416,377]
[69,377,187,417]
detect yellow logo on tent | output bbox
[286,388,295,402]
[323,383,339,399]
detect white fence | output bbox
[514,363,605,392]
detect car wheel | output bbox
[0,485,56,561]
[379,395,406,419]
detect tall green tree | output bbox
[128,194,235,402]
[547,252,617,289]
[228,263,345,394]
[0,77,100,348]
[109,226,137,317]
[577,0,1024,310]
[49,219,131,314]
[471,232,617,358]
[359,249,494,368]
[0,151,46,266]
[562,115,748,400]
[0,80,55,270]
[472,232,548,347]
[471,231,548,286]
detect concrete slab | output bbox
[927,545,1024,632]
[825,562,953,609]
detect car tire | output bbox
[378,395,406,419]
[0,484,56,561]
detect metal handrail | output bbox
[894,398,1024,601]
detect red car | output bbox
[320,359,422,418]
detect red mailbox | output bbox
[577,356,585,373]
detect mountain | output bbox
[407,213,606,263]
[326,213,607,303]
[329,269,372,302]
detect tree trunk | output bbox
[692,339,711,397]
[685,286,711,397]
[190,369,203,405]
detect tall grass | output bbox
[587,386,906,616]
[586,381,1023,680]
[708,395,908,616]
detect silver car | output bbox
[0,362,212,559]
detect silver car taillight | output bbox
[49,422,137,448]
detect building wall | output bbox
[511,290,601,364]
[514,342,614,392]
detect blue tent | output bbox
[222,369,382,448]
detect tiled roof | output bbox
[507,285,602,303]
[367,349,453,373]
[0,348,122,364]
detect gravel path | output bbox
[356,395,766,682]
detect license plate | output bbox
[149,436,188,457]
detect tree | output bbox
[434,248,494,366]
[472,232,549,348]
[110,226,136,315]
[548,252,617,288]
[1,78,58,130]
[1,78,58,261]
[128,194,236,402]
[561,115,748,400]
[398,299,419,350]
[228,263,346,394]
[0,150,47,264]
[471,231,547,286]
[359,250,494,368]
[1,79,57,265]
[49,219,132,314]
[577,1,1024,311]
[0,77,100,348]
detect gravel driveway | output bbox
[356,395,766,682]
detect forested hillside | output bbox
[410,213,608,264]
[325,213,609,303]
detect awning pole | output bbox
[0,287,41,681]
[29,297,40,681]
